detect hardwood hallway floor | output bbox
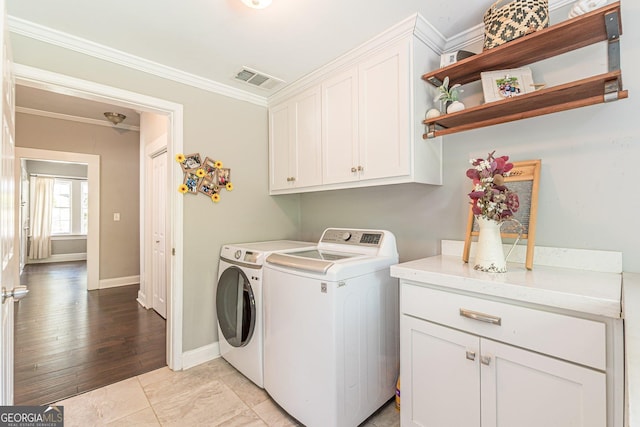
[14,261,166,405]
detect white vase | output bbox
[447,100,465,114]
[474,216,507,273]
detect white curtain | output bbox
[29,177,54,260]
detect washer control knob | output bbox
[234,250,242,260]
[342,232,352,241]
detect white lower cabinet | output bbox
[401,284,608,427]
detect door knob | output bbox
[2,286,29,303]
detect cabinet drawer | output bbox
[401,282,606,370]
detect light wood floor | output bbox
[14,261,166,405]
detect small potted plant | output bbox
[434,76,465,114]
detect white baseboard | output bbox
[182,342,221,370]
[99,275,140,289]
[136,290,149,308]
[26,252,87,264]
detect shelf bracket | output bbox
[426,76,443,87]
[423,123,437,139]
[605,10,621,73]
[604,79,621,103]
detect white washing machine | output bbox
[263,228,399,427]
[216,240,315,388]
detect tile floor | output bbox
[54,357,400,426]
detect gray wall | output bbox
[16,113,141,279]
[10,33,301,352]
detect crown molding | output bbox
[8,16,268,107]
[9,0,578,109]
[16,106,141,131]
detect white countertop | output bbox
[623,272,640,427]
[391,255,622,318]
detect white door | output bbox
[151,150,167,318]
[0,0,17,404]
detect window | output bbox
[42,178,88,236]
[52,179,72,234]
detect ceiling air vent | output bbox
[234,66,284,90]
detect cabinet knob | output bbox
[480,355,491,366]
[357,165,363,172]
[351,167,358,173]
[286,177,296,182]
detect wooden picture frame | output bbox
[180,153,202,172]
[183,169,201,194]
[463,159,541,270]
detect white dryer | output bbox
[263,228,399,427]
[216,240,314,388]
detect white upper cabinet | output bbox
[321,66,359,185]
[356,39,410,182]
[269,86,322,191]
[268,15,442,195]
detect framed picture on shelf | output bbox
[481,67,534,103]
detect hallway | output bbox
[14,261,166,405]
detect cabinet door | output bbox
[481,339,606,427]
[400,315,480,427]
[322,67,359,185]
[269,101,293,191]
[358,39,410,181]
[269,87,322,191]
[291,86,322,188]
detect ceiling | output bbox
[6,0,567,126]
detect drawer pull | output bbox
[459,308,502,326]
[465,350,476,361]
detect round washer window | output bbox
[216,266,256,347]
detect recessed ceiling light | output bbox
[241,0,272,9]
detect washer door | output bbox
[216,266,256,348]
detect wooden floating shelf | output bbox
[420,1,626,138]
[422,1,622,87]
[423,71,627,138]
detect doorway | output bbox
[14,64,185,374]
[15,148,100,290]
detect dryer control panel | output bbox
[320,228,383,247]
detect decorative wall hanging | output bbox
[176,153,233,203]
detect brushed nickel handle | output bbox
[481,355,491,366]
[466,350,476,361]
[2,286,29,304]
[459,308,501,326]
